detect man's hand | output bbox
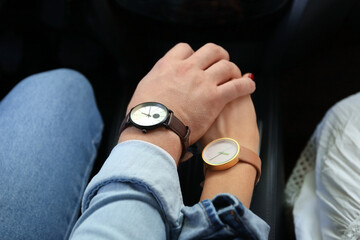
[125,43,256,145]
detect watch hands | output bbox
[209,152,223,160]
[209,147,233,160]
[209,151,229,160]
[139,107,163,118]
[219,151,230,155]
[140,111,151,117]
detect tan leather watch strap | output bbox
[238,145,262,184]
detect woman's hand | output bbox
[199,91,259,153]
[199,88,260,207]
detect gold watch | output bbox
[202,138,261,184]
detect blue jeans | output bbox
[0,69,103,240]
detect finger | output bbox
[163,42,195,60]
[205,60,242,85]
[187,43,230,70]
[218,76,256,104]
[243,73,255,81]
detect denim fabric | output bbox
[0,69,103,240]
[70,141,270,240]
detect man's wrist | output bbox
[118,126,182,165]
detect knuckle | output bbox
[219,59,232,72]
[154,57,168,71]
[223,49,230,60]
[205,42,218,49]
[219,60,241,77]
[177,42,194,53]
[203,43,230,60]
[177,61,196,75]
[177,42,190,48]
[206,43,220,53]
[230,62,242,77]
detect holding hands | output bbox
[125,43,256,144]
[120,43,258,167]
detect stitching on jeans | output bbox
[199,201,215,228]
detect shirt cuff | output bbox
[81,140,183,225]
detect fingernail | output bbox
[248,73,255,81]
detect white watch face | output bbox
[202,138,239,165]
[130,102,169,127]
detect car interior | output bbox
[1,0,359,239]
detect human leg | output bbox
[0,69,103,239]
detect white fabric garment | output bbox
[285,92,360,240]
[293,170,321,239]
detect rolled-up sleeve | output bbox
[69,140,183,239]
[69,140,270,240]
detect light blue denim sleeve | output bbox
[70,140,270,240]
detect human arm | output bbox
[70,43,259,239]
[70,141,269,240]
[119,43,256,164]
[69,141,178,240]
[199,84,260,208]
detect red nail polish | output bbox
[248,73,255,81]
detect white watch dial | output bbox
[203,138,239,165]
[130,103,168,127]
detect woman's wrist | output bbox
[201,162,257,208]
[200,134,260,208]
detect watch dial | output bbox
[130,103,168,127]
[203,138,239,165]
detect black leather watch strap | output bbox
[119,104,192,162]
[164,111,191,161]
